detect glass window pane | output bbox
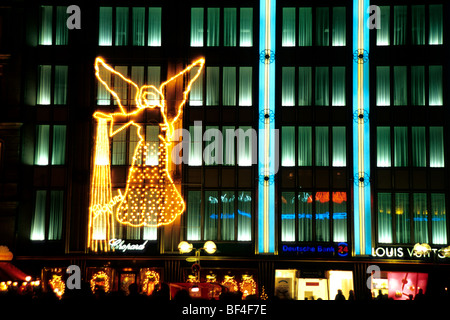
[298,127,312,166]
[394,127,408,167]
[35,125,50,166]
[316,192,330,242]
[223,126,236,166]
[298,67,312,106]
[298,192,312,241]
[237,191,252,241]
[97,63,111,105]
[187,191,201,241]
[333,192,347,242]
[332,7,346,46]
[31,190,47,240]
[431,193,447,245]
[239,8,253,47]
[430,127,444,168]
[207,8,220,47]
[298,7,312,46]
[39,6,53,45]
[281,192,295,242]
[393,6,407,45]
[52,125,66,165]
[148,8,162,46]
[429,66,443,106]
[377,6,390,46]
[237,126,253,166]
[189,66,203,106]
[332,66,345,106]
[191,8,204,47]
[206,67,219,106]
[412,126,426,167]
[413,193,428,244]
[116,7,129,46]
[282,67,295,106]
[282,8,296,47]
[204,126,220,166]
[204,191,219,240]
[55,6,68,45]
[223,67,236,106]
[376,66,390,106]
[99,7,113,46]
[114,66,128,106]
[221,192,235,240]
[129,126,140,165]
[315,67,329,106]
[132,7,145,46]
[378,193,392,243]
[281,126,295,167]
[189,124,202,166]
[316,7,329,46]
[429,5,443,45]
[224,8,237,47]
[393,66,407,106]
[411,5,425,45]
[315,126,329,166]
[48,190,64,240]
[411,66,425,106]
[112,124,126,165]
[37,65,52,105]
[332,127,346,167]
[54,65,68,105]
[377,127,391,167]
[239,67,252,106]
[147,66,161,106]
[145,125,160,166]
[395,193,410,244]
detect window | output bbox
[281,191,348,243]
[34,125,66,166]
[39,6,68,45]
[376,65,443,106]
[97,65,161,105]
[111,124,159,166]
[191,7,253,47]
[281,126,346,167]
[429,5,443,45]
[186,190,252,241]
[376,126,444,168]
[30,190,64,241]
[189,66,253,107]
[37,65,68,105]
[377,5,443,46]
[281,7,345,47]
[377,192,447,245]
[99,7,161,46]
[376,6,390,46]
[282,66,345,107]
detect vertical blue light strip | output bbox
[258,0,276,254]
[352,0,372,255]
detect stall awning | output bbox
[0,262,29,282]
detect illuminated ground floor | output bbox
[4,255,449,303]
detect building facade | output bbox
[0,0,449,301]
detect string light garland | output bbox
[88,57,205,251]
[221,275,239,293]
[239,274,256,299]
[141,270,160,295]
[49,275,65,299]
[90,271,111,294]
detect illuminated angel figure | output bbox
[90,57,204,235]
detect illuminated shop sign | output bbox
[371,246,448,260]
[280,243,349,257]
[109,239,148,252]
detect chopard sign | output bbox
[109,239,148,252]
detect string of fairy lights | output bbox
[88,57,204,252]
